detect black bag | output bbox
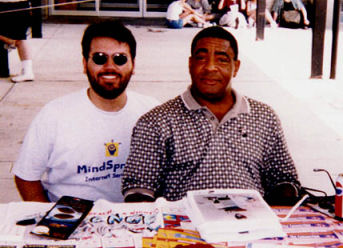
[280,10,302,28]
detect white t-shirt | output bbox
[12,89,159,202]
[166,1,184,20]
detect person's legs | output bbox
[17,40,31,61]
[189,14,207,25]
[272,11,278,22]
[246,9,256,27]
[181,14,194,26]
[204,13,215,22]
[11,40,34,82]
[265,10,277,27]
[2,1,34,82]
[300,6,310,26]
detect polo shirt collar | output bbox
[181,87,250,119]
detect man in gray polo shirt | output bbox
[122,26,301,205]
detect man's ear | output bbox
[82,57,87,74]
[233,59,240,77]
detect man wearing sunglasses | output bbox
[12,21,159,202]
[122,26,301,205]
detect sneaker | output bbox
[11,73,34,83]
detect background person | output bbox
[166,0,212,28]
[244,0,277,28]
[0,0,35,82]
[122,26,301,205]
[12,21,159,202]
[217,0,248,28]
[271,0,310,28]
[187,0,216,22]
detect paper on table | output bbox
[185,189,286,243]
[6,202,53,225]
[0,224,26,242]
[0,202,52,243]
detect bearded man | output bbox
[12,21,159,202]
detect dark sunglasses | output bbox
[91,52,128,66]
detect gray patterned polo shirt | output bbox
[122,89,300,201]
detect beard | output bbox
[86,70,132,100]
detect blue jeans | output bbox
[166,19,183,29]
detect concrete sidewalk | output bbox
[1,23,343,202]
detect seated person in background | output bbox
[186,0,216,22]
[271,0,310,28]
[12,21,159,202]
[166,0,212,28]
[122,26,302,206]
[217,0,248,28]
[244,0,277,28]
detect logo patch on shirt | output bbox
[104,140,120,157]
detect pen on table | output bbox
[16,215,40,226]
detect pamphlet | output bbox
[31,196,94,240]
[185,189,286,242]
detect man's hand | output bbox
[124,193,155,202]
[265,182,300,206]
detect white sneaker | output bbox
[11,73,34,83]
[203,22,213,28]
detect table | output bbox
[0,199,342,248]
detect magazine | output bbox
[185,189,286,242]
[31,196,94,240]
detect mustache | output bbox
[200,72,220,78]
[200,76,221,81]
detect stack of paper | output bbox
[185,189,286,243]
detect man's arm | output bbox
[217,0,225,10]
[262,110,302,206]
[14,176,50,202]
[122,107,167,201]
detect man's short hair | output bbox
[191,26,239,60]
[81,20,136,60]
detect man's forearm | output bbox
[14,176,50,202]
